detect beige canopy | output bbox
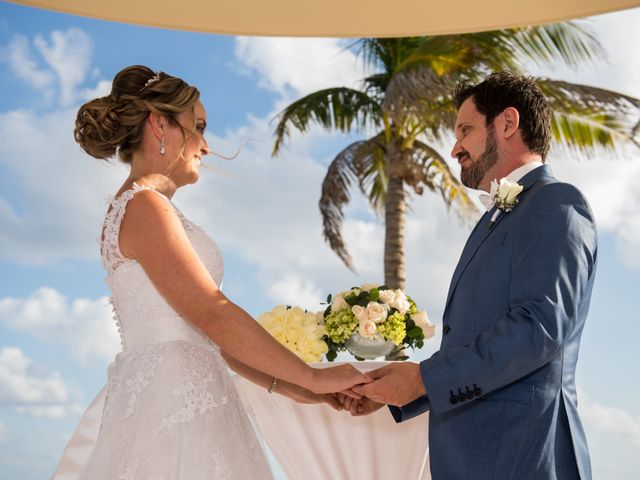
[9,0,640,37]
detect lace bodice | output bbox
[100,183,224,351]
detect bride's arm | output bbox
[118,190,367,394]
[220,351,342,410]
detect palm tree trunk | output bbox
[384,148,406,290]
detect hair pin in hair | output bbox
[141,72,161,90]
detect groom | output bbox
[350,72,597,479]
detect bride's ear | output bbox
[147,113,166,141]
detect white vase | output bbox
[345,333,395,360]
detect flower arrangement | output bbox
[323,284,435,361]
[257,305,329,363]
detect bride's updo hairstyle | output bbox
[74,65,200,163]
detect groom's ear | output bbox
[500,107,520,140]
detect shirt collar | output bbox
[505,161,544,183]
[478,161,544,212]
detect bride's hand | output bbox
[309,364,370,395]
[277,382,342,411]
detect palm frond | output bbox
[551,110,634,153]
[508,22,603,68]
[539,79,640,110]
[355,38,425,73]
[538,78,640,153]
[361,73,391,100]
[382,32,521,117]
[272,88,382,156]
[319,135,386,270]
[356,133,388,216]
[382,22,603,122]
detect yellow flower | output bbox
[258,305,329,363]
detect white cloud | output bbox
[0,421,8,442]
[234,37,364,98]
[3,28,100,106]
[0,288,121,365]
[550,157,640,268]
[0,347,70,419]
[579,391,640,448]
[578,387,640,479]
[6,35,55,95]
[267,274,325,312]
[0,107,126,264]
[80,79,112,102]
[33,29,93,106]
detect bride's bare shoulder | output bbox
[119,188,182,259]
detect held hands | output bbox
[307,362,426,414]
[336,393,385,416]
[351,363,426,407]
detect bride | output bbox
[52,65,367,479]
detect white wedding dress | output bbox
[52,184,273,480]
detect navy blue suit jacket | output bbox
[391,165,597,479]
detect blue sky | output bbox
[1,3,639,479]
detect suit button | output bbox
[457,388,465,402]
[449,390,458,404]
[465,387,474,400]
[473,384,482,397]
[443,325,451,335]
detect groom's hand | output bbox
[351,363,426,407]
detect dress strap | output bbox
[100,183,167,273]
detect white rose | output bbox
[392,289,410,315]
[412,311,436,339]
[498,178,523,202]
[378,289,396,306]
[359,320,377,338]
[366,301,388,324]
[351,305,369,323]
[331,293,349,312]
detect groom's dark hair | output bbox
[453,71,552,160]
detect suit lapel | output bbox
[444,165,554,311]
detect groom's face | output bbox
[452,97,500,190]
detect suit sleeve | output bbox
[419,182,597,415]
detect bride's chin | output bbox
[187,169,200,184]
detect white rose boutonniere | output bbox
[489,178,524,227]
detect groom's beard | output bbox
[461,127,499,190]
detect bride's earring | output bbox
[160,134,166,155]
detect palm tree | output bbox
[272,26,640,290]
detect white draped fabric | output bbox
[234,361,431,480]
